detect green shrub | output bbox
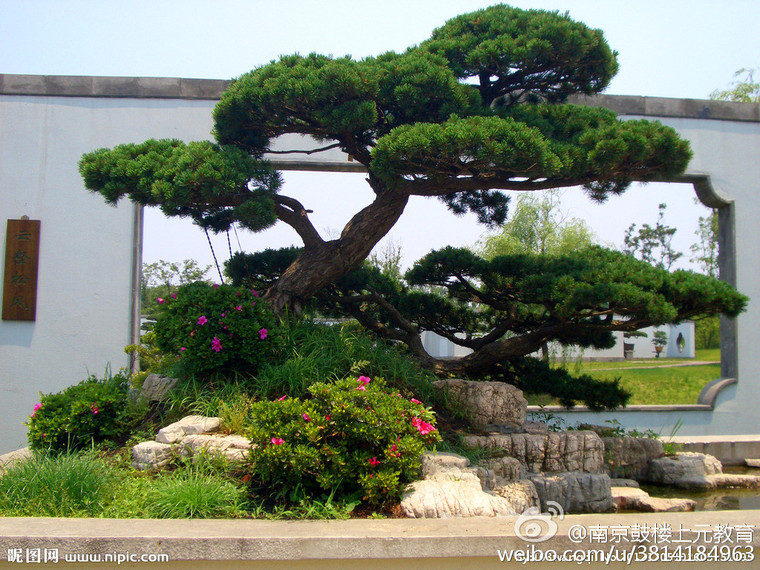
[27,373,145,452]
[246,376,440,506]
[152,282,281,377]
[0,452,118,517]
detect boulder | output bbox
[746,458,760,468]
[401,452,522,518]
[181,433,253,462]
[492,480,540,514]
[602,436,664,479]
[529,471,614,513]
[155,415,222,444]
[646,452,723,489]
[140,374,179,401]
[132,440,175,471]
[462,431,605,474]
[0,447,32,475]
[611,486,695,512]
[433,379,527,430]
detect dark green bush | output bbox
[152,282,282,377]
[27,373,144,452]
[246,376,440,506]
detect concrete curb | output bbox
[0,512,758,568]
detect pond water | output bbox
[640,466,760,511]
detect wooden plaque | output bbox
[2,219,41,321]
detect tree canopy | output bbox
[80,4,692,312]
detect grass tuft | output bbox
[0,452,118,517]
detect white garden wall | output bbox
[1,75,758,453]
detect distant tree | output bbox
[623,203,682,270]
[141,259,211,321]
[80,5,692,315]
[710,68,760,103]
[689,204,719,279]
[368,238,404,288]
[480,190,597,259]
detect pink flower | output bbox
[368,457,380,466]
[234,305,242,311]
[410,398,422,405]
[356,385,366,391]
[325,414,331,421]
[179,347,186,353]
[157,297,164,304]
[221,312,226,318]
[213,284,219,289]
[31,403,42,417]
[171,293,177,299]
[91,403,99,415]
[277,395,287,401]
[412,417,436,435]
[197,315,208,326]
[211,337,223,352]
[270,437,284,445]
[302,413,310,422]
[259,328,268,340]
[357,376,371,386]
[251,290,260,297]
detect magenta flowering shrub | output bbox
[27,373,142,452]
[152,282,281,376]
[246,376,440,506]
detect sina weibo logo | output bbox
[513,501,564,543]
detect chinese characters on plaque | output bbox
[2,219,41,321]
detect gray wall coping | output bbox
[2,73,759,122]
[0,512,758,565]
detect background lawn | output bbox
[528,349,721,406]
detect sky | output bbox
[2,0,758,276]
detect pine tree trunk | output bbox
[266,186,410,314]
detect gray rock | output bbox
[462,431,605,474]
[493,480,540,514]
[529,471,614,513]
[401,452,520,518]
[611,486,695,512]
[140,374,179,401]
[479,456,525,482]
[181,433,253,462]
[156,415,222,444]
[646,452,723,488]
[609,478,640,488]
[602,436,663,479]
[433,379,527,430]
[711,473,760,488]
[132,440,175,471]
[0,447,32,475]
[746,458,760,468]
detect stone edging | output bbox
[2,74,759,122]
[0,512,757,565]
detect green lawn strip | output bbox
[588,364,721,405]
[527,363,721,407]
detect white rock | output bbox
[132,440,174,471]
[155,415,222,444]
